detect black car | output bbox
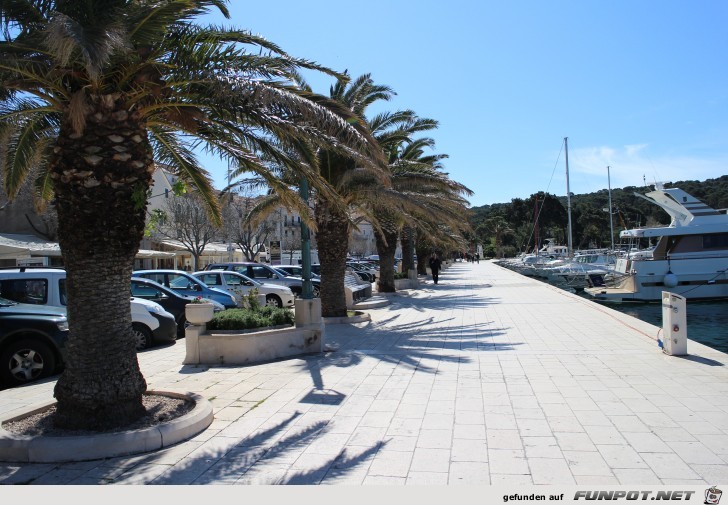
[130,277,223,336]
[0,296,69,387]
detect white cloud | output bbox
[565,144,728,193]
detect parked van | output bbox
[0,267,177,350]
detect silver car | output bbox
[192,270,295,309]
[202,262,320,298]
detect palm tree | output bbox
[314,74,390,317]
[478,214,513,259]
[372,135,473,290]
[0,0,372,430]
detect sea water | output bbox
[577,295,728,354]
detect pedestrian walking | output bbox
[429,252,442,284]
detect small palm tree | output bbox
[0,0,371,430]
[479,215,513,258]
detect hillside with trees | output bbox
[470,176,728,258]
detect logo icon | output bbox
[705,486,722,505]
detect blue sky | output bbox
[199,1,728,208]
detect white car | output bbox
[192,270,295,309]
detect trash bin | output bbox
[661,291,687,356]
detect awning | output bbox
[157,239,237,254]
[0,233,62,258]
[0,244,30,259]
[135,249,177,259]
[0,233,177,260]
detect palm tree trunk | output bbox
[315,199,349,317]
[374,214,398,292]
[50,98,151,430]
[400,225,414,272]
[415,232,430,276]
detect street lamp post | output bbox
[299,177,313,299]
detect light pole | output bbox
[299,177,313,299]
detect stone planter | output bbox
[394,278,419,290]
[185,303,214,325]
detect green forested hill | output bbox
[470,175,728,257]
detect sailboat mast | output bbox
[607,165,615,251]
[564,137,573,256]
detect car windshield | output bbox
[170,275,200,289]
[235,273,261,286]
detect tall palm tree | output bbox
[314,74,390,317]
[0,0,372,430]
[371,134,473,290]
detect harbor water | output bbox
[577,293,728,354]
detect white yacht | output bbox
[546,251,617,290]
[584,183,728,302]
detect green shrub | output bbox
[242,287,261,310]
[207,306,294,331]
[393,271,409,280]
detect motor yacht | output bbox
[584,183,728,302]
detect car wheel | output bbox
[1,339,57,386]
[265,294,283,308]
[312,286,321,298]
[131,323,152,351]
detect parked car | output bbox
[0,267,177,351]
[192,270,295,309]
[130,277,224,336]
[276,264,321,280]
[346,262,376,282]
[128,297,177,350]
[0,296,68,387]
[132,269,238,308]
[202,262,321,297]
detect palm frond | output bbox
[0,107,57,198]
[149,125,222,226]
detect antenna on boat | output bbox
[564,137,573,257]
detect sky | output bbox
[198,0,728,208]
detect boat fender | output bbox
[663,271,678,288]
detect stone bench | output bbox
[344,270,372,308]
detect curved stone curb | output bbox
[323,312,372,325]
[352,296,391,309]
[0,390,213,463]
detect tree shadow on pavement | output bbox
[140,410,385,485]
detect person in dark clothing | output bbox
[429,253,442,284]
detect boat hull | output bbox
[584,257,728,302]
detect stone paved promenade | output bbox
[1,260,727,485]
